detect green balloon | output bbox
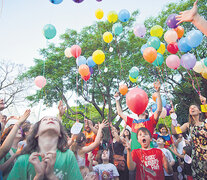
[43,24,56,40]
[112,23,123,36]
[147,37,161,50]
[152,53,164,66]
[204,58,207,67]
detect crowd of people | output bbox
[0,1,207,179]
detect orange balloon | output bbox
[174,26,184,39]
[143,47,157,63]
[79,64,89,77]
[119,84,128,95]
[152,92,157,102]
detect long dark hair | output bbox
[21,118,68,154]
[70,132,86,156]
[188,104,204,126]
[1,125,14,145]
[123,129,131,140]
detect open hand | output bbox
[18,109,31,126]
[200,95,206,104]
[99,119,109,129]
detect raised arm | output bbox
[153,80,162,121]
[114,92,127,123]
[176,0,207,36]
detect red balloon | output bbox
[71,45,81,58]
[126,88,148,115]
[167,42,178,54]
[82,72,91,81]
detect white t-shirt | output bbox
[93,163,119,180]
[177,137,186,155]
[158,148,175,176]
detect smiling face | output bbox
[189,105,201,116]
[137,129,151,149]
[124,129,130,136]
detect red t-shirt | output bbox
[132,148,165,180]
[127,115,157,134]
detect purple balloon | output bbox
[166,14,179,29]
[96,0,102,1]
[180,53,197,70]
[72,0,84,3]
[165,104,171,116]
[89,67,94,74]
[133,24,146,38]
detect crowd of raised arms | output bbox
[0,2,207,180]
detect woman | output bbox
[171,99,207,179]
[7,116,83,180]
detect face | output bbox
[16,128,22,139]
[156,138,165,145]
[137,130,151,149]
[101,150,110,161]
[178,134,183,139]
[37,116,61,137]
[84,124,91,132]
[160,127,167,135]
[189,105,201,116]
[124,129,129,136]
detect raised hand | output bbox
[18,109,31,126]
[199,95,206,104]
[99,119,109,129]
[58,100,66,117]
[114,92,120,98]
[122,139,131,151]
[153,80,161,92]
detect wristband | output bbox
[115,96,120,101]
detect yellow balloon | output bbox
[201,68,207,79]
[129,75,137,83]
[157,43,165,55]
[92,50,105,65]
[150,25,164,38]
[103,32,113,43]
[107,11,118,23]
[95,8,104,20]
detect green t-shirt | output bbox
[7,149,83,180]
[0,148,17,180]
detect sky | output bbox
[0,0,180,122]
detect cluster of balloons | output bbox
[129,67,139,83]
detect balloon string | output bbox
[98,65,106,112]
[76,65,79,122]
[186,69,200,95]
[192,70,201,95]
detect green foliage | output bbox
[156,116,172,131]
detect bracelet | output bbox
[115,96,120,101]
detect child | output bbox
[88,149,119,180]
[157,137,175,180]
[123,127,173,180]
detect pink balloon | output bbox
[166,55,180,69]
[160,108,167,119]
[71,45,81,58]
[164,30,178,44]
[35,76,46,88]
[126,88,148,115]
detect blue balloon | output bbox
[43,24,56,40]
[147,37,161,50]
[151,104,157,113]
[129,67,139,79]
[49,0,63,4]
[178,38,192,52]
[87,56,96,67]
[141,44,149,54]
[186,30,203,48]
[152,53,164,67]
[76,56,86,66]
[118,9,130,22]
[112,23,123,36]
[156,96,167,107]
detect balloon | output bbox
[126,88,149,115]
[82,72,91,81]
[43,24,56,40]
[129,67,139,79]
[107,11,118,23]
[129,75,137,83]
[35,76,46,88]
[133,24,146,38]
[112,23,123,36]
[119,84,128,95]
[76,56,86,66]
[96,0,102,1]
[180,53,197,70]
[118,9,130,22]
[92,50,105,65]
[167,42,179,54]
[89,67,94,74]
[166,104,171,116]
[150,25,163,38]
[186,30,203,48]
[151,104,157,113]
[202,69,207,79]
[164,30,178,44]
[157,43,166,55]
[166,14,179,28]
[103,32,113,43]
[204,58,207,67]
[64,47,72,58]
[141,44,149,55]
[152,53,164,67]
[166,55,180,69]
[87,56,96,67]
[160,108,167,119]
[193,60,205,73]
[174,26,184,39]
[49,0,63,4]
[178,38,192,52]
[71,45,81,58]
[78,64,89,76]
[95,8,104,20]
[72,0,84,3]
[147,37,161,50]
[143,47,157,63]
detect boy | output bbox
[123,127,173,180]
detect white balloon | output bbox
[64,47,72,58]
[193,60,205,73]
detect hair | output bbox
[1,125,14,145]
[157,136,166,143]
[21,122,32,140]
[158,124,167,132]
[188,104,204,126]
[183,146,192,156]
[21,117,68,154]
[70,132,86,156]
[145,110,149,119]
[123,128,131,140]
[98,148,114,164]
[137,127,152,138]
[115,126,120,135]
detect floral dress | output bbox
[190,121,207,179]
